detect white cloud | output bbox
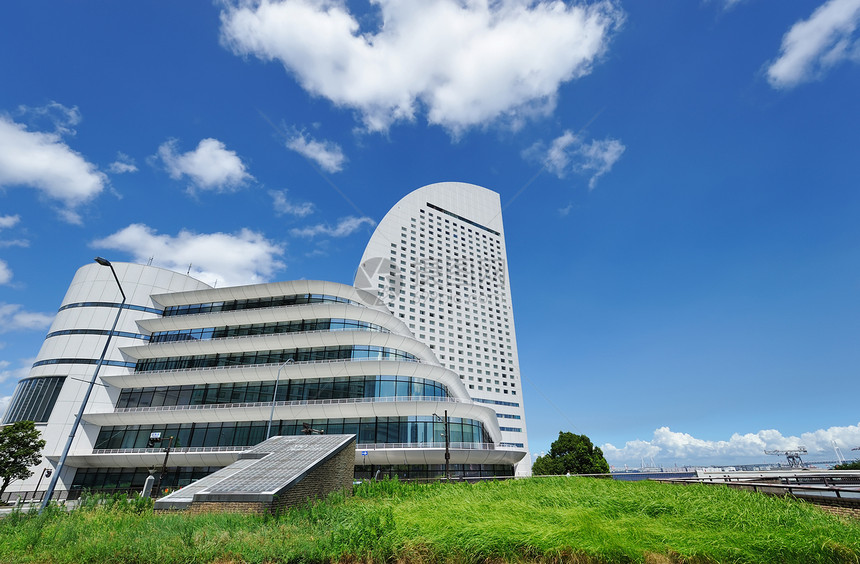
[0,260,11,285]
[157,138,253,192]
[0,395,10,419]
[17,101,81,136]
[0,115,107,223]
[0,303,55,332]
[0,215,20,229]
[528,130,625,188]
[0,358,33,386]
[285,130,346,173]
[602,424,860,466]
[220,0,623,133]
[709,0,746,11]
[558,202,574,217]
[290,216,375,238]
[767,0,860,89]
[0,215,27,250]
[108,152,138,174]
[92,223,285,287]
[269,190,315,217]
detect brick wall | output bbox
[270,440,355,515]
[794,496,860,520]
[187,501,267,515]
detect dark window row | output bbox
[425,202,500,236]
[149,318,387,344]
[499,426,523,433]
[474,398,519,408]
[72,466,222,492]
[72,463,513,493]
[496,413,521,420]
[117,375,449,409]
[135,345,419,372]
[162,293,358,317]
[58,301,162,315]
[356,464,514,480]
[94,416,490,450]
[2,376,65,424]
[46,329,150,341]
[500,442,524,448]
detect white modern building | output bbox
[355,182,531,475]
[1,182,529,500]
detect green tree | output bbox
[0,420,46,499]
[533,431,610,476]
[834,459,860,470]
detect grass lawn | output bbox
[0,477,857,563]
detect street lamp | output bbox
[39,257,126,513]
[32,468,52,502]
[266,358,293,440]
[152,435,175,498]
[433,410,450,481]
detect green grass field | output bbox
[1,477,858,563]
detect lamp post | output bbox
[266,358,293,440]
[39,257,126,513]
[152,435,175,498]
[32,468,52,502]
[433,410,450,481]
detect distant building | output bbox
[1,182,528,500]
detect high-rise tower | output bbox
[356,182,531,475]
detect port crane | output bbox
[764,446,807,468]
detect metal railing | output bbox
[130,356,423,376]
[91,442,507,455]
[148,326,391,345]
[655,475,860,500]
[106,395,465,414]
[358,442,497,451]
[93,445,242,455]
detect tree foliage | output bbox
[533,431,610,476]
[834,459,860,470]
[0,420,46,498]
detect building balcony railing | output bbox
[358,442,498,451]
[90,442,502,455]
[148,326,391,345]
[92,445,243,455]
[127,355,425,376]
[109,395,467,414]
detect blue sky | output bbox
[1,0,859,468]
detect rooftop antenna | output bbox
[764,446,807,468]
[147,257,153,266]
[186,263,192,275]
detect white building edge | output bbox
[2,182,530,500]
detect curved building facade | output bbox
[2,263,211,496]
[2,182,530,500]
[3,265,520,500]
[355,182,531,475]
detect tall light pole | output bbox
[32,468,52,502]
[433,410,450,481]
[152,435,175,498]
[266,358,293,440]
[39,257,126,513]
